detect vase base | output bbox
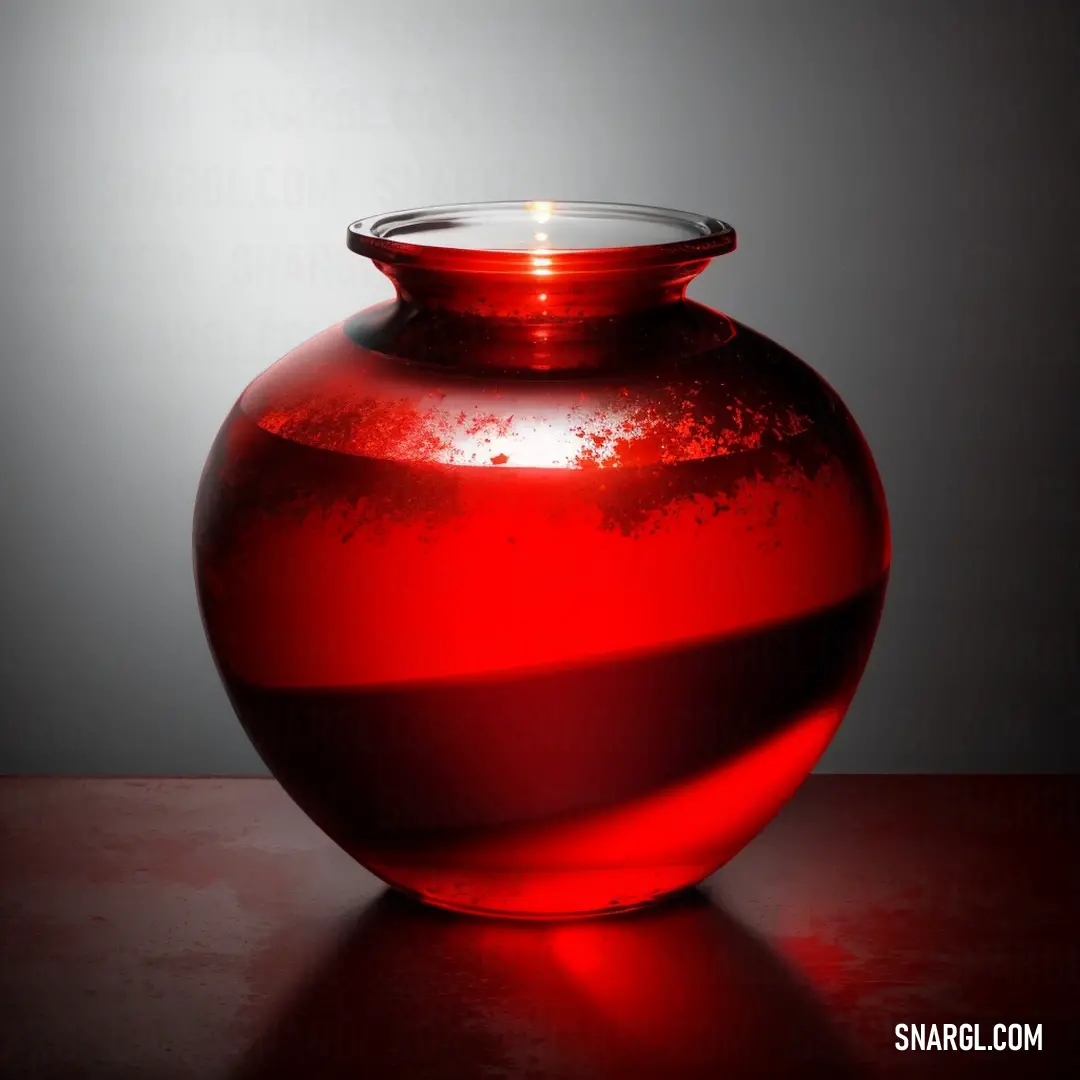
[373,866,714,921]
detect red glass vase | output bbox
[194,201,890,918]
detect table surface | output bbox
[1,776,1077,1079]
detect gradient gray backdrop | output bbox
[1,0,1077,774]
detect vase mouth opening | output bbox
[347,201,736,274]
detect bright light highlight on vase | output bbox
[193,200,890,918]
[527,199,554,224]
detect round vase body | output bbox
[194,203,890,918]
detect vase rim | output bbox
[346,200,736,273]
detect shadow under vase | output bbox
[231,887,865,1080]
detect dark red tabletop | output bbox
[1,776,1077,1078]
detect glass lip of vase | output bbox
[346,200,736,273]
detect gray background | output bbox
[0,0,1076,774]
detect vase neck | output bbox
[344,294,737,375]
[346,201,736,320]
[376,258,709,318]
